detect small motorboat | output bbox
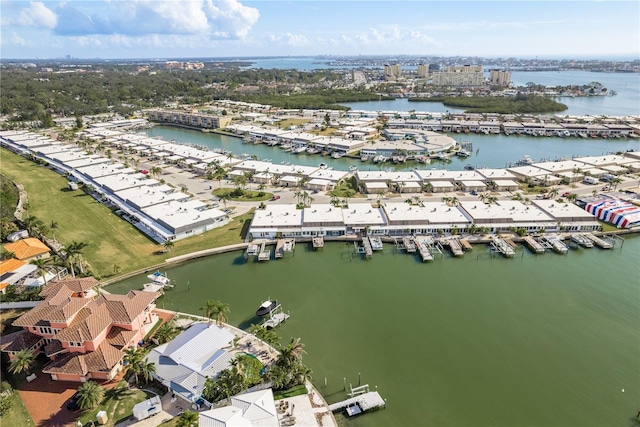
[147,271,170,286]
[256,300,278,317]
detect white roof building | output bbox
[199,389,278,427]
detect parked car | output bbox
[270,195,281,201]
[66,392,80,411]
[470,189,478,196]
[562,192,572,197]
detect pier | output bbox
[543,236,568,254]
[275,238,295,258]
[257,240,271,261]
[328,385,386,417]
[490,236,516,258]
[312,236,324,249]
[403,236,417,253]
[368,236,384,251]
[523,236,546,254]
[570,234,594,248]
[245,243,259,258]
[361,237,373,258]
[414,236,436,262]
[459,239,473,252]
[445,238,464,257]
[261,303,290,330]
[585,234,614,249]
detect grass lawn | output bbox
[213,187,273,202]
[274,118,310,129]
[0,381,35,427]
[273,384,308,400]
[77,381,154,427]
[1,148,254,278]
[1,309,27,335]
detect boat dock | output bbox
[312,236,324,249]
[275,238,295,258]
[257,241,271,261]
[261,303,290,330]
[360,237,373,258]
[570,234,594,248]
[368,236,384,251]
[586,234,613,249]
[460,239,473,251]
[328,385,385,417]
[245,243,259,257]
[444,238,464,257]
[544,236,568,254]
[523,236,546,254]
[403,236,417,253]
[414,236,436,262]
[490,236,516,258]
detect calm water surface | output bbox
[109,237,640,427]
[142,126,640,171]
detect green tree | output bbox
[64,240,89,278]
[123,347,156,384]
[76,381,105,410]
[176,410,199,427]
[218,193,231,210]
[8,349,34,374]
[31,257,52,286]
[248,324,279,346]
[154,321,179,344]
[200,300,230,326]
[163,240,174,252]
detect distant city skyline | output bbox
[1,0,639,60]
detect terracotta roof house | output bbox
[0,277,161,382]
[3,238,51,261]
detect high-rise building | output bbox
[417,64,429,78]
[432,65,484,87]
[384,64,401,81]
[489,69,511,87]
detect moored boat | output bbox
[256,300,278,317]
[147,271,170,286]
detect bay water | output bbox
[108,237,640,426]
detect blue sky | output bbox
[1,0,638,60]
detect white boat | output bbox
[456,150,470,158]
[368,236,384,251]
[294,146,307,154]
[331,152,344,159]
[518,155,534,166]
[147,271,170,286]
[349,165,358,172]
[256,299,278,317]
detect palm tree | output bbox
[566,193,578,203]
[212,166,227,189]
[76,381,105,410]
[548,187,559,199]
[610,177,622,191]
[163,240,174,252]
[123,347,156,384]
[276,337,306,369]
[330,194,341,208]
[49,220,58,242]
[218,193,231,210]
[200,300,230,326]
[31,257,52,286]
[441,196,452,205]
[64,241,88,278]
[8,349,34,374]
[176,410,199,427]
[248,324,279,346]
[113,264,121,274]
[150,166,162,179]
[154,321,179,344]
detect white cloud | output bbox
[268,33,310,47]
[1,32,30,47]
[17,2,58,29]
[204,0,259,39]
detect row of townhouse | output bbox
[0,278,161,382]
[0,130,229,243]
[248,200,602,240]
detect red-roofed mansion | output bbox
[0,277,161,382]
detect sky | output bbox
[1,0,639,60]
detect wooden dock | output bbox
[312,236,324,249]
[523,236,545,254]
[585,234,613,249]
[361,237,373,258]
[403,236,417,253]
[446,238,464,257]
[275,238,295,258]
[460,239,473,251]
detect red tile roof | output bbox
[0,330,42,353]
[3,238,50,260]
[40,277,99,298]
[43,342,124,376]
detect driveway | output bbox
[19,374,80,427]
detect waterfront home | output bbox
[302,204,349,237]
[532,200,603,231]
[3,238,50,262]
[383,202,470,235]
[0,278,160,382]
[147,322,236,406]
[342,204,386,235]
[199,389,279,426]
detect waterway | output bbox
[108,237,640,427]
[142,126,640,172]
[238,57,640,117]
